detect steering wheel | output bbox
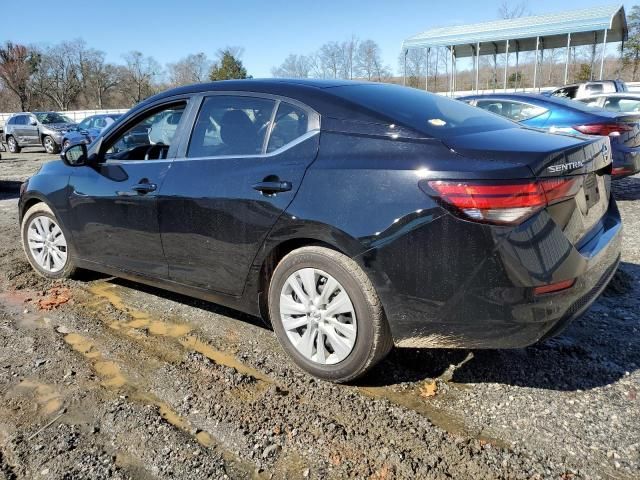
[144,144,164,160]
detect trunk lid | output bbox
[441,126,611,178]
[442,126,612,247]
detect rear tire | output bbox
[7,136,20,153]
[21,203,77,279]
[268,246,392,383]
[43,135,59,154]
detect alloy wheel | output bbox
[44,137,55,154]
[7,137,17,153]
[27,215,68,273]
[279,268,357,365]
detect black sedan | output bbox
[19,80,621,382]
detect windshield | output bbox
[330,84,517,138]
[36,112,73,124]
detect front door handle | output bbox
[131,180,157,194]
[252,180,292,194]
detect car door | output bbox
[13,115,29,143]
[24,114,40,145]
[159,93,320,295]
[67,99,191,277]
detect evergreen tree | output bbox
[209,50,248,81]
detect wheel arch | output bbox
[250,220,370,324]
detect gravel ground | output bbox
[0,151,638,479]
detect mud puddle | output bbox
[61,331,260,479]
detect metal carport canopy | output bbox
[402,4,627,58]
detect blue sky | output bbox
[2,0,632,77]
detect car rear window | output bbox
[329,84,516,138]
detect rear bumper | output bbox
[360,199,622,349]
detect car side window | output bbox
[187,95,276,158]
[476,101,504,116]
[586,84,604,94]
[94,118,106,129]
[266,103,309,153]
[15,115,26,126]
[104,102,187,161]
[581,98,601,108]
[78,117,92,130]
[7,117,15,125]
[554,86,578,99]
[608,98,640,112]
[476,100,546,122]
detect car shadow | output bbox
[106,277,270,331]
[86,260,639,392]
[612,175,640,201]
[361,261,639,392]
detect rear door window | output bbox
[267,103,310,153]
[187,96,276,157]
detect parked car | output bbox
[550,80,628,100]
[19,80,621,382]
[3,112,77,154]
[62,114,121,150]
[148,110,182,145]
[461,93,640,178]
[578,93,640,114]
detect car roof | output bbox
[147,78,367,101]
[129,78,392,123]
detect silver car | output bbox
[2,112,77,154]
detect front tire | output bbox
[43,135,60,154]
[21,203,76,279]
[7,136,20,153]
[268,246,392,383]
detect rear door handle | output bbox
[252,181,292,194]
[131,181,157,194]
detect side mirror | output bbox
[30,120,37,126]
[62,143,87,166]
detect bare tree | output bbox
[121,51,161,104]
[498,0,529,19]
[0,42,40,111]
[356,40,388,81]
[32,41,85,110]
[318,42,342,78]
[168,53,211,86]
[340,36,359,79]
[271,54,312,78]
[400,49,427,88]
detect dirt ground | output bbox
[0,149,638,479]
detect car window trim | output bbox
[181,129,320,162]
[180,91,320,161]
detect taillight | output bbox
[426,177,580,225]
[612,166,635,177]
[573,123,633,137]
